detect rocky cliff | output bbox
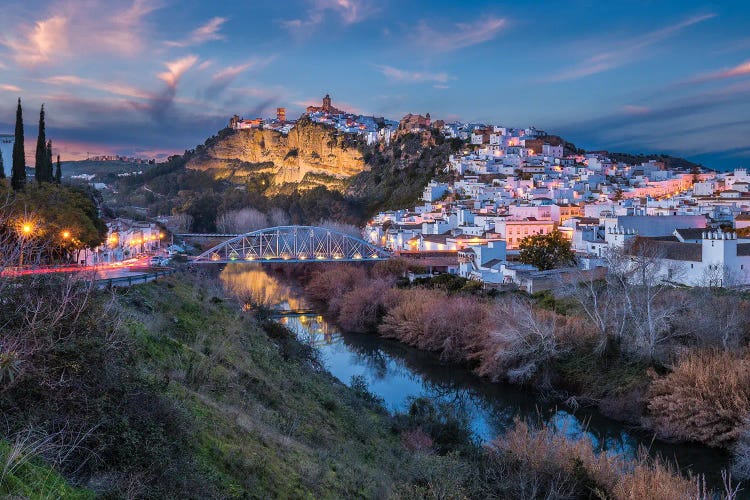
[186,117,367,192]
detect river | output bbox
[219,264,731,484]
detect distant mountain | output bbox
[598,152,706,172]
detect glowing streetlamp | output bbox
[61,230,71,240]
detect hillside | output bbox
[186,116,367,192]
[111,126,454,231]
[605,152,705,171]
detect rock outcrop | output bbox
[186,118,367,192]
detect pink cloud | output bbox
[166,17,228,47]
[47,75,152,99]
[695,60,750,81]
[283,0,377,32]
[158,55,199,89]
[0,84,23,93]
[1,0,162,68]
[545,13,715,82]
[375,64,453,84]
[413,15,507,52]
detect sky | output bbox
[0,0,749,170]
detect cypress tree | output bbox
[35,104,47,183]
[11,98,26,191]
[0,148,5,179]
[46,140,53,182]
[55,154,61,184]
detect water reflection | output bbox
[221,264,730,481]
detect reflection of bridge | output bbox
[192,226,390,264]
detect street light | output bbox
[61,230,71,240]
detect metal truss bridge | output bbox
[192,226,390,264]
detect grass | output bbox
[0,439,92,499]
[119,272,419,498]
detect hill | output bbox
[110,124,454,231]
[61,160,152,180]
[603,152,705,171]
[186,116,367,192]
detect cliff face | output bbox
[186,119,367,191]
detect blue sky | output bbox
[0,0,749,169]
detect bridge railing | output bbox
[192,225,390,264]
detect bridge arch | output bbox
[192,226,390,264]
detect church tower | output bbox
[322,94,332,112]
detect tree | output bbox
[46,140,53,182]
[0,148,5,179]
[35,105,49,183]
[11,98,26,191]
[518,230,576,271]
[55,155,61,184]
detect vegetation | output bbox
[518,229,577,270]
[299,255,750,469]
[0,266,732,498]
[607,151,705,172]
[35,105,54,184]
[349,132,456,214]
[12,98,25,191]
[0,183,107,264]
[109,126,456,231]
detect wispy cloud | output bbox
[158,55,199,89]
[204,57,274,97]
[412,15,507,52]
[0,0,162,68]
[0,84,22,93]
[47,75,152,99]
[283,0,377,32]
[545,13,715,82]
[375,64,454,84]
[166,17,228,47]
[693,59,750,82]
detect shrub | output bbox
[484,420,698,499]
[474,297,566,386]
[647,350,750,447]
[337,278,394,333]
[304,265,367,314]
[378,289,489,361]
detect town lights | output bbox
[61,230,71,239]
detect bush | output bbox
[647,350,750,447]
[378,289,489,361]
[337,278,394,333]
[484,420,698,499]
[474,297,566,386]
[304,265,367,315]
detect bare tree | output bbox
[170,213,194,233]
[563,268,627,354]
[604,243,685,361]
[215,208,268,233]
[268,207,290,227]
[478,296,564,386]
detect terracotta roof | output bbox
[736,214,750,221]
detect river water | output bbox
[220,264,730,483]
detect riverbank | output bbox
[0,270,737,497]
[290,261,750,467]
